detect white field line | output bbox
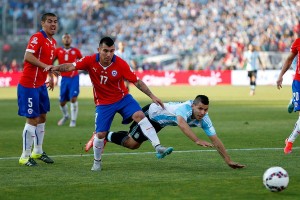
[1,147,299,160]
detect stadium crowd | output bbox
[1,0,300,71]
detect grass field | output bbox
[0,85,299,200]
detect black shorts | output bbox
[129,104,163,144]
[248,70,257,78]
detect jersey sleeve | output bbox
[120,59,138,83]
[291,39,300,53]
[73,55,91,70]
[201,115,216,136]
[26,33,43,54]
[174,104,191,121]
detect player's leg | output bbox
[119,96,173,159]
[58,77,70,126]
[69,75,79,127]
[17,84,39,166]
[91,105,115,171]
[31,85,54,163]
[249,71,256,96]
[285,81,300,154]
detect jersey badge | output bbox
[112,70,117,76]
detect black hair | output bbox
[193,95,209,105]
[99,36,115,47]
[41,13,57,22]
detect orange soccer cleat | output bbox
[85,132,107,153]
[284,138,293,154]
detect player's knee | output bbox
[132,110,145,122]
[96,132,107,139]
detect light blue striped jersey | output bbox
[149,100,216,136]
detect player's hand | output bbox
[45,80,54,91]
[43,65,53,72]
[276,77,283,90]
[151,96,165,109]
[196,140,214,147]
[227,161,246,169]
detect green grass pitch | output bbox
[0,85,299,200]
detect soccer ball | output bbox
[263,166,289,192]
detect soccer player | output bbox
[17,13,58,166]
[277,38,300,154]
[243,44,265,96]
[44,36,173,171]
[87,95,245,169]
[54,33,83,127]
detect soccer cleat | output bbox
[91,160,102,171]
[69,120,76,127]
[19,157,38,166]
[284,138,293,154]
[287,102,294,113]
[57,116,69,126]
[31,152,54,163]
[155,146,174,159]
[85,132,95,152]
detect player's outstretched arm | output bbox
[277,52,296,90]
[177,116,213,147]
[134,79,164,108]
[209,135,245,169]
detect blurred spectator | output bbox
[1,0,300,70]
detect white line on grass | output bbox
[0,147,299,160]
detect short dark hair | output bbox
[193,95,209,105]
[99,36,115,47]
[41,13,57,22]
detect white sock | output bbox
[288,118,300,143]
[138,117,160,148]
[21,123,36,158]
[93,136,104,161]
[60,104,69,118]
[33,123,45,154]
[70,102,78,121]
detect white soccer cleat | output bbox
[57,116,69,126]
[69,120,76,127]
[91,160,102,171]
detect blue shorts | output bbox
[60,75,80,102]
[17,84,50,118]
[292,80,300,112]
[95,94,142,132]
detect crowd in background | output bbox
[1,0,300,72]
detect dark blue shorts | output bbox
[17,84,50,118]
[59,75,80,102]
[95,94,142,132]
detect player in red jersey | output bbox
[45,36,173,171]
[18,13,58,166]
[277,37,300,154]
[54,33,83,127]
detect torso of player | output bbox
[55,47,82,77]
[291,38,300,81]
[74,54,138,105]
[19,31,57,88]
[149,100,216,136]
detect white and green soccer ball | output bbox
[263,166,289,192]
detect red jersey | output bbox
[19,30,57,88]
[291,38,300,81]
[74,54,138,105]
[55,47,82,77]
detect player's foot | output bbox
[58,116,69,126]
[284,138,293,154]
[19,157,38,166]
[91,160,102,171]
[287,102,294,113]
[155,146,173,159]
[85,132,95,152]
[69,120,76,127]
[249,90,255,96]
[31,152,54,163]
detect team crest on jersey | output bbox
[31,37,38,44]
[71,50,75,55]
[112,70,117,76]
[28,108,33,115]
